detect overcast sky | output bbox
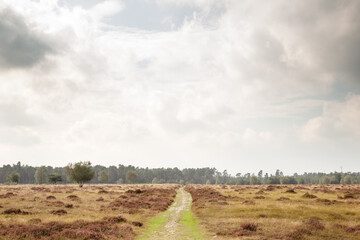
[0,0,359,175]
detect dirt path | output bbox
[136,187,203,240]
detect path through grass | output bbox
[136,187,204,240]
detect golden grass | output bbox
[187,184,360,240]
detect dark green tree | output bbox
[48,173,62,184]
[7,172,20,183]
[126,170,138,183]
[66,161,95,187]
[98,170,109,183]
[280,176,297,184]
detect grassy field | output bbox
[0,184,179,239]
[185,184,360,239]
[1,184,360,239]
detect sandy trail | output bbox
[140,187,197,240]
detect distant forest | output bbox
[1,161,359,185]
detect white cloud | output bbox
[0,0,359,172]
[301,95,360,141]
[91,0,124,20]
[242,128,272,144]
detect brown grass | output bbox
[0,184,180,239]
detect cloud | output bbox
[0,127,41,146]
[0,8,52,69]
[0,0,359,172]
[242,128,272,145]
[0,100,43,127]
[301,95,360,141]
[91,0,124,20]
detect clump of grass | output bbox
[277,196,290,201]
[254,196,265,199]
[285,189,296,194]
[216,222,258,237]
[103,215,127,223]
[3,208,31,215]
[50,209,67,215]
[132,221,143,227]
[285,217,325,240]
[302,192,317,198]
[67,195,81,201]
[241,222,258,232]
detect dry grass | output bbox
[185,184,360,239]
[0,184,180,239]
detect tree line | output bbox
[1,161,359,185]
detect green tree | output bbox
[298,177,305,184]
[343,175,352,184]
[34,166,48,184]
[268,176,280,185]
[320,176,331,184]
[126,170,138,184]
[98,170,109,183]
[7,172,20,183]
[108,166,118,183]
[281,176,297,184]
[66,161,95,187]
[250,175,260,185]
[257,170,263,184]
[331,172,342,184]
[48,173,62,184]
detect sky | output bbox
[0,0,359,175]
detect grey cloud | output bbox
[0,8,52,69]
[275,0,360,84]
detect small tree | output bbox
[48,173,62,184]
[343,175,352,184]
[320,176,331,184]
[98,170,109,183]
[152,177,158,184]
[126,170,138,184]
[66,161,95,187]
[7,172,20,184]
[35,166,48,184]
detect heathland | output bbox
[1,184,360,239]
